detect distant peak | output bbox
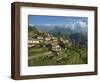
[72,21,87,30]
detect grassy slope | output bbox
[28,47,87,66]
[28,26,87,66]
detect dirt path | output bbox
[28,51,52,60]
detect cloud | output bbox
[72,21,87,29]
[29,24,34,27]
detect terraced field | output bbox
[28,46,87,66]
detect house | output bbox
[60,38,63,41]
[28,38,39,47]
[60,38,69,43]
[28,39,39,44]
[52,45,61,52]
[63,40,69,43]
[46,43,61,52]
[37,36,44,40]
[51,37,58,42]
[45,37,51,41]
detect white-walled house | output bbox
[37,36,44,40]
[28,39,39,44]
[45,37,51,41]
[28,38,39,47]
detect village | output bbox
[28,31,72,54]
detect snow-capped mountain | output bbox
[29,21,88,35]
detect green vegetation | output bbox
[28,47,87,66]
[28,47,48,56]
[28,25,88,66]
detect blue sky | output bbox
[28,15,88,26]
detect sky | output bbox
[28,15,88,26]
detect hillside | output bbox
[28,25,88,66]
